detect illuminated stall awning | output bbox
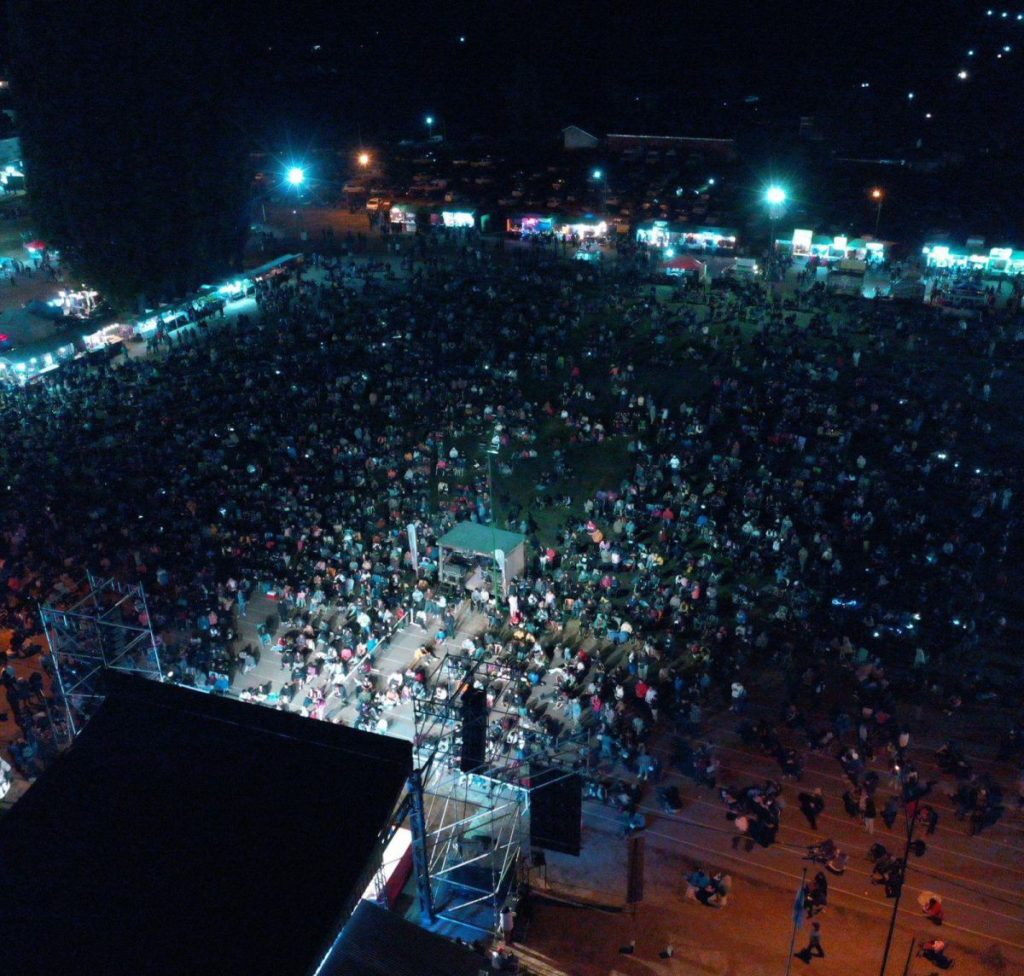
[245,253,303,278]
[389,205,418,230]
[508,213,555,235]
[921,244,1001,271]
[440,210,475,228]
[554,214,609,238]
[663,255,706,276]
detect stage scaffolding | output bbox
[40,573,164,747]
[407,649,593,933]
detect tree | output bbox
[7,1,254,304]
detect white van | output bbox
[725,257,761,278]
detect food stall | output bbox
[636,221,737,252]
[553,214,608,240]
[780,230,887,265]
[0,333,79,386]
[82,322,131,356]
[136,254,302,339]
[431,208,477,229]
[636,220,684,248]
[388,204,418,233]
[663,255,707,279]
[506,213,554,236]
[922,243,1024,276]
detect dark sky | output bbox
[4,0,1015,148]
[235,0,1003,143]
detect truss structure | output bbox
[40,573,164,746]
[408,649,593,932]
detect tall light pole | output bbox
[764,185,787,286]
[592,168,606,215]
[425,115,434,139]
[485,441,502,606]
[878,766,920,976]
[764,185,787,252]
[287,166,306,239]
[871,187,884,237]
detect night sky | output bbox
[2,1,1018,147]
[225,0,1016,147]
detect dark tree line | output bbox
[7,0,257,305]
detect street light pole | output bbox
[764,185,787,262]
[486,446,502,606]
[878,769,919,976]
[872,188,884,237]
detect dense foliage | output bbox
[7,1,253,303]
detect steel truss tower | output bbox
[40,573,164,746]
[408,649,592,933]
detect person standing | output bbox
[499,904,516,944]
[882,795,899,830]
[799,789,825,831]
[863,794,876,834]
[796,921,826,961]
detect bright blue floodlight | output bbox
[765,185,787,205]
[425,115,434,126]
[287,167,305,186]
[592,168,603,180]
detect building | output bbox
[561,124,599,150]
[606,133,738,160]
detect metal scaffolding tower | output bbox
[40,573,164,746]
[407,649,592,933]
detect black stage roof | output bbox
[321,900,486,976]
[0,674,412,976]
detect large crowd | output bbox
[2,232,1023,852]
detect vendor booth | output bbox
[0,333,78,386]
[636,221,737,252]
[781,230,887,265]
[431,208,477,229]
[553,214,608,240]
[136,254,301,339]
[437,522,527,597]
[663,255,706,279]
[26,288,102,321]
[388,204,418,233]
[636,220,684,248]
[922,243,1024,276]
[506,213,554,236]
[82,322,130,355]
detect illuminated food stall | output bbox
[430,208,477,229]
[0,334,78,386]
[636,220,683,247]
[82,322,130,354]
[388,204,418,233]
[136,254,302,338]
[554,214,608,240]
[636,220,737,251]
[506,213,555,236]
[779,230,887,265]
[680,226,737,251]
[663,255,707,279]
[922,244,1024,275]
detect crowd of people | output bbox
[1,229,1022,948]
